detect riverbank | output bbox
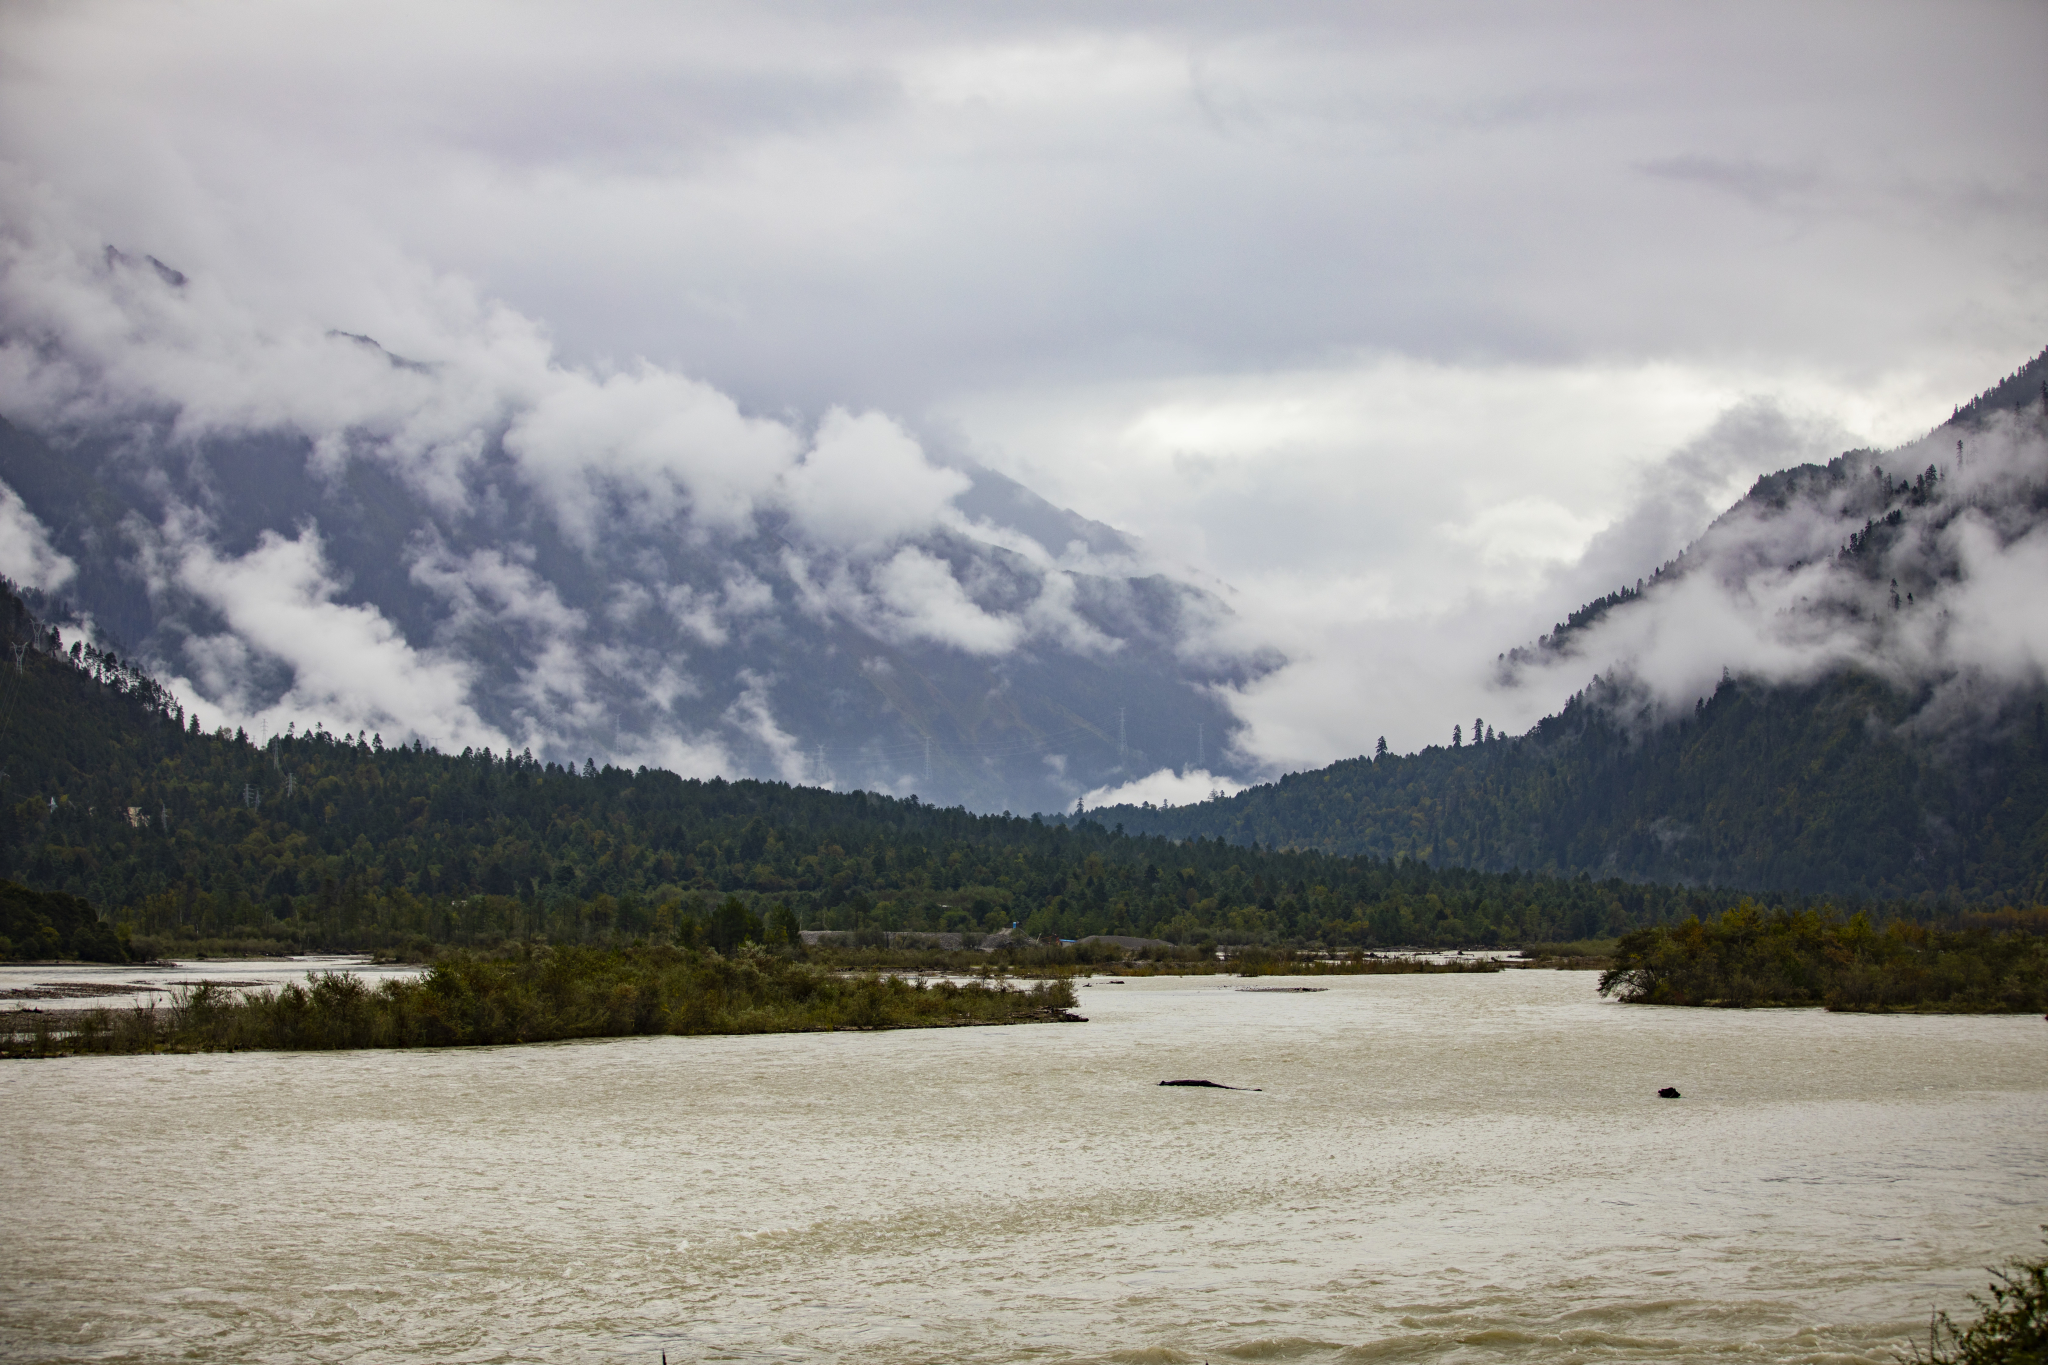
[1599,904,2048,1011]
[0,945,1081,1056]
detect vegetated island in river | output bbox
[1598,902,2048,1012]
[2,943,1084,1057]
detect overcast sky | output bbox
[3,0,2044,776]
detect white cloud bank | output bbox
[1082,767,1246,811]
[137,517,504,750]
[0,479,75,591]
[1501,409,2048,737]
[0,1,2043,787]
[0,210,1171,768]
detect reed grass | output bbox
[1,944,1081,1056]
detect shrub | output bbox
[1913,1239,2048,1365]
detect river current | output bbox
[2,971,2042,1363]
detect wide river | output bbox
[2,970,2042,1364]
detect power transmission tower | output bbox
[1196,722,1205,771]
[924,736,932,783]
[1117,708,1126,768]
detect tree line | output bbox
[0,579,1996,961]
[1073,671,2048,906]
[1597,903,2047,1012]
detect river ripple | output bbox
[1,971,2042,1363]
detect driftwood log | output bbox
[1159,1079,1261,1091]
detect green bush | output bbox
[11,944,1081,1054]
[1914,1239,2048,1365]
[1599,903,2048,1012]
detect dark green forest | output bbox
[1597,902,2048,1012]
[0,580,1897,961]
[1076,673,2048,905]
[1078,357,2048,902]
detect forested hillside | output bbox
[1074,355,2048,904]
[1080,671,2048,903]
[0,580,1892,958]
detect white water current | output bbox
[2,970,2043,1363]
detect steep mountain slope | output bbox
[1070,349,2048,903]
[0,579,1790,951]
[0,245,1269,814]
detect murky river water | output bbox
[2,971,2042,1364]
[0,957,426,1018]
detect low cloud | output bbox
[407,541,602,747]
[0,217,984,570]
[870,546,1024,656]
[781,408,970,549]
[137,514,505,750]
[0,204,1179,784]
[505,363,802,546]
[3,0,2042,796]
[1162,387,1867,768]
[1082,767,1245,810]
[723,670,812,786]
[1500,407,2048,737]
[0,478,75,590]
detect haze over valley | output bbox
[3,1,2043,820]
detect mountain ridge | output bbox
[0,245,1274,815]
[1066,347,2048,903]
[0,575,1947,957]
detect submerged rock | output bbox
[1159,1079,1260,1090]
[1658,1086,1682,1098]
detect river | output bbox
[1,970,2042,1363]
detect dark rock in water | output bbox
[1658,1086,1682,1098]
[1159,1079,1260,1090]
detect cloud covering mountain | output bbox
[1498,358,2048,743]
[0,232,1260,810]
[1079,357,2048,812]
[1,2,2043,809]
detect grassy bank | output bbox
[1517,938,1619,970]
[1,944,1082,1056]
[1100,953,1507,978]
[1599,903,2048,1011]
[795,938,1515,978]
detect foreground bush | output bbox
[8,945,1081,1054]
[1598,902,2048,1011]
[1913,1239,2048,1364]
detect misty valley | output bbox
[2,87,2046,1363]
